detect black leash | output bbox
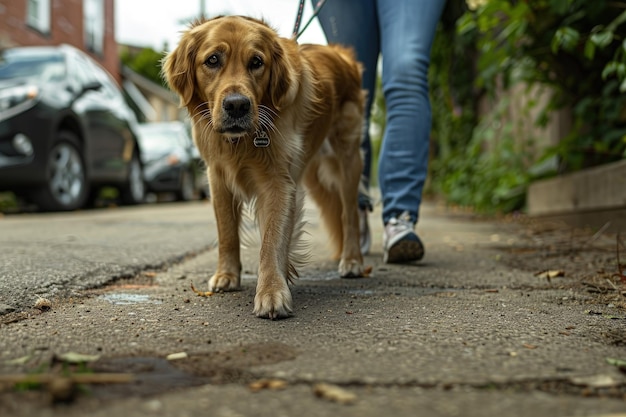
[291,0,327,40]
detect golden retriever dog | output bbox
[163,16,365,319]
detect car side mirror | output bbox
[80,80,102,95]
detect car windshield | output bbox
[137,127,186,153]
[0,50,66,83]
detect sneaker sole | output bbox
[385,239,424,264]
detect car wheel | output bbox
[120,152,145,205]
[176,169,195,201]
[30,132,88,211]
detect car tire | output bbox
[30,131,89,211]
[176,169,195,201]
[120,152,146,205]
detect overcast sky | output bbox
[115,0,327,51]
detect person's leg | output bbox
[376,0,445,225]
[315,0,378,208]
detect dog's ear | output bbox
[162,33,198,108]
[269,39,300,110]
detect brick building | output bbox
[0,0,120,84]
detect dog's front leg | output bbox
[253,182,296,319]
[208,171,242,292]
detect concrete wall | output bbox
[478,80,571,157]
[527,160,626,231]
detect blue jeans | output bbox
[315,0,445,225]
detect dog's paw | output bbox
[253,283,293,320]
[208,272,240,292]
[338,258,365,278]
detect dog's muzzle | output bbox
[221,93,253,134]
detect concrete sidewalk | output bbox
[1,200,625,417]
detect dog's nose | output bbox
[223,94,251,119]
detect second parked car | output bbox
[0,44,145,211]
[136,122,208,201]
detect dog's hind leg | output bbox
[335,162,364,277]
[303,159,344,261]
[303,147,364,277]
[329,101,365,277]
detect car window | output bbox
[71,54,97,89]
[0,52,65,82]
[69,52,121,103]
[84,57,124,101]
[137,126,189,152]
[97,75,122,101]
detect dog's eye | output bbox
[205,54,220,68]
[249,56,264,70]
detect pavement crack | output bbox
[266,376,626,399]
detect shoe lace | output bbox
[388,211,413,227]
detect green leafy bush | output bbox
[457,0,626,170]
[434,98,532,213]
[428,0,626,213]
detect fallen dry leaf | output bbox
[313,383,357,405]
[57,352,100,363]
[435,292,457,298]
[570,374,620,388]
[190,282,214,297]
[34,296,52,311]
[534,270,565,280]
[248,379,288,392]
[166,352,188,361]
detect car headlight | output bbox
[166,154,181,166]
[0,85,39,115]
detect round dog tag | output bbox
[253,130,270,147]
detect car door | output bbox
[90,61,137,183]
[71,52,129,182]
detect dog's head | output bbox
[163,16,300,138]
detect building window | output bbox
[84,0,104,54]
[26,0,51,34]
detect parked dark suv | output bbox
[0,44,145,211]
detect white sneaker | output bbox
[359,207,371,256]
[383,211,424,264]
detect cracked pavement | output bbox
[0,200,625,416]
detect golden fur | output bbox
[163,16,365,319]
